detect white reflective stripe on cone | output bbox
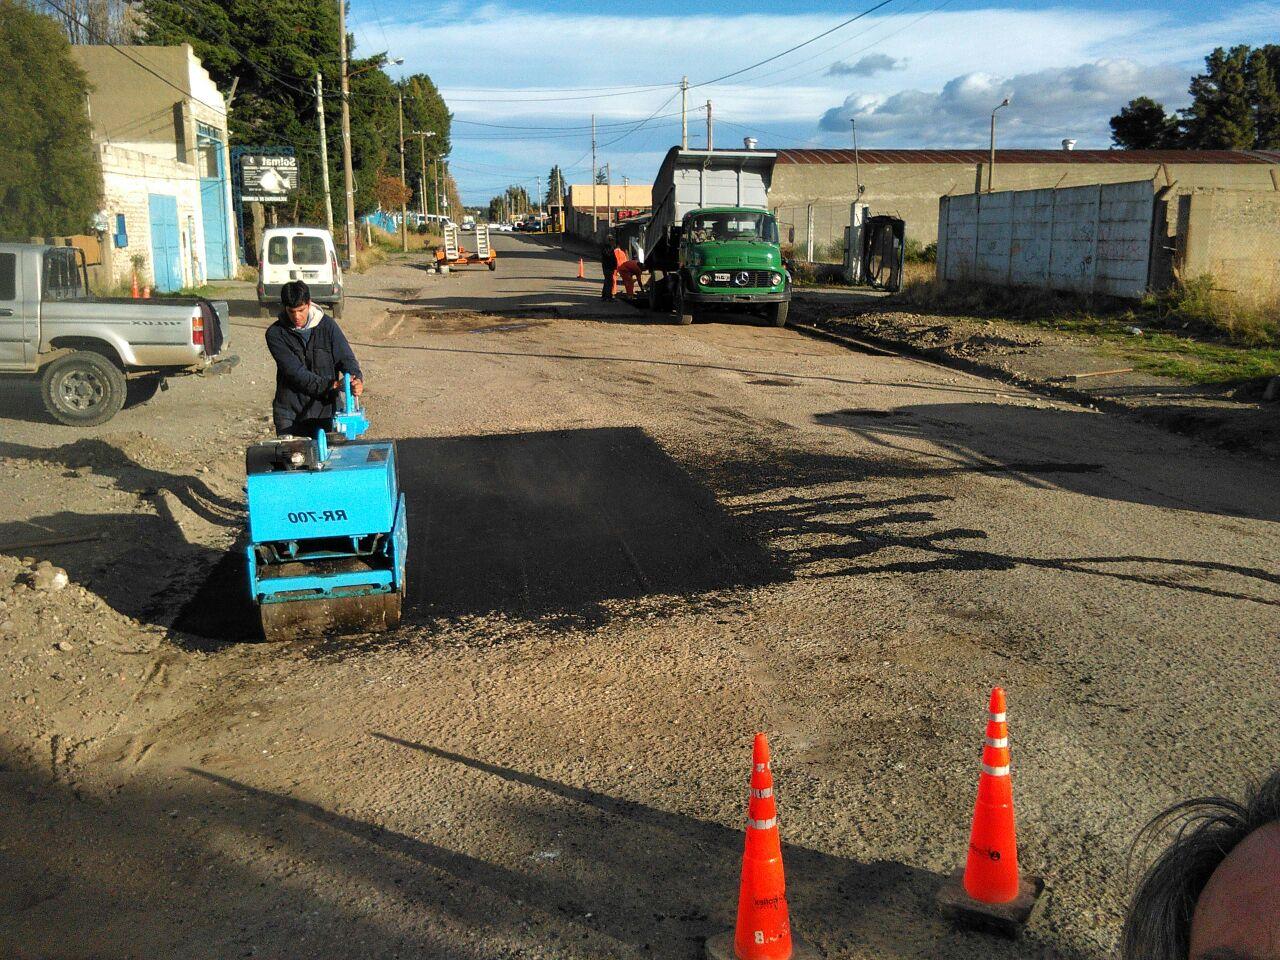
[985,737,1008,747]
[751,787,773,799]
[982,763,1010,777]
[754,763,770,772]
[989,712,1006,722]
[747,817,777,830]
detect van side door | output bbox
[0,250,35,370]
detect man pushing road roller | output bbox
[265,280,365,438]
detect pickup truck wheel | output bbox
[125,374,164,407]
[41,351,127,426]
[769,301,790,328]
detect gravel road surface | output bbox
[1,233,1277,959]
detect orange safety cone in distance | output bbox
[936,686,1045,936]
[964,687,1019,903]
[130,274,139,298]
[142,286,151,299]
[577,257,585,280]
[706,733,816,960]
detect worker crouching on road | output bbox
[617,258,645,297]
[265,279,364,437]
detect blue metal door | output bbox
[198,127,231,279]
[148,194,182,292]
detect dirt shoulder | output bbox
[791,288,1280,458]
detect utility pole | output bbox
[706,101,714,151]
[338,0,356,261]
[605,161,612,229]
[850,118,864,198]
[315,73,334,237]
[414,133,428,220]
[989,98,1010,193]
[536,175,543,217]
[680,76,689,150]
[591,114,598,233]
[397,90,407,251]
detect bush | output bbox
[1145,276,1279,346]
[904,239,937,263]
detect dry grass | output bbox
[1144,275,1279,347]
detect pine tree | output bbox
[1249,47,1280,149]
[1109,97,1180,149]
[545,165,565,206]
[0,0,102,239]
[1182,46,1256,149]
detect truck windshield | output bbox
[684,212,779,244]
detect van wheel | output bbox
[332,297,345,320]
[41,351,127,426]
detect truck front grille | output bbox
[700,270,776,288]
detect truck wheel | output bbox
[769,301,790,328]
[125,373,164,407]
[487,260,496,271]
[674,286,695,325]
[41,350,127,426]
[331,297,345,320]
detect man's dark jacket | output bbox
[264,306,362,432]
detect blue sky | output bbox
[347,0,1280,205]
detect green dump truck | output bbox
[642,147,790,327]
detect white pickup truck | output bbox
[0,243,237,426]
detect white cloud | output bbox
[827,54,904,77]
[818,59,1190,147]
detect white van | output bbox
[258,226,345,319]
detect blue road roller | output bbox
[244,376,407,639]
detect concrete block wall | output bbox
[938,180,1155,298]
[770,160,1278,244]
[1176,190,1280,299]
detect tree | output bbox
[1249,46,1280,149]
[374,174,410,210]
[1110,97,1180,149]
[0,0,102,239]
[1182,46,1256,149]
[34,0,138,43]
[545,164,565,206]
[594,167,608,185]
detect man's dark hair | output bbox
[1122,768,1280,960]
[280,280,311,309]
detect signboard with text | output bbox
[240,153,298,203]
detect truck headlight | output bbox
[698,273,712,286]
[770,272,783,286]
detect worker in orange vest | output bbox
[617,258,645,297]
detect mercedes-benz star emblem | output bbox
[734,272,750,286]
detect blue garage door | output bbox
[148,193,182,292]
[198,126,231,279]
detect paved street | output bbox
[1,234,1277,960]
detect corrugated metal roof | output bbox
[774,149,1278,165]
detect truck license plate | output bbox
[714,273,729,282]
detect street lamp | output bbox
[988,97,1010,193]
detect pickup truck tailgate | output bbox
[199,299,230,357]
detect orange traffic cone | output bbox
[706,734,816,960]
[577,258,585,280]
[965,687,1019,902]
[937,687,1045,935]
[130,273,139,298]
[142,285,151,299]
